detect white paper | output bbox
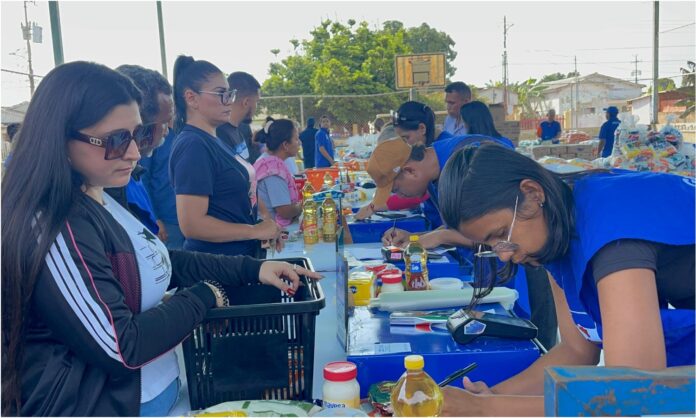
[348,247,383,260]
[350,342,412,356]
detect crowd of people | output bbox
[1,54,693,417]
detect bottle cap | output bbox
[409,235,419,242]
[404,355,424,370]
[324,361,358,382]
[381,273,403,284]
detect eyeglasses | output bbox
[71,124,155,160]
[474,195,520,258]
[197,89,237,105]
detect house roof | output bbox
[1,101,30,124]
[540,72,645,91]
[627,90,689,103]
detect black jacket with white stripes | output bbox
[19,194,263,416]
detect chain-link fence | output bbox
[255,88,448,134]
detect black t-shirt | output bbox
[591,239,695,309]
[169,124,258,256]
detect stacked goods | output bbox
[560,130,591,144]
[531,143,597,160]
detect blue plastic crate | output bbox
[348,216,427,244]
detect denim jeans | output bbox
[140,378,180,417]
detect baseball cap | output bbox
[366,138,412,206]
[603,106,619,115]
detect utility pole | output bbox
[651,1,660,126]
[22,1,36,95]
[631,55,642,84]
[156,1,168,78]
[502,16,514,117]
[574,56,579,129]
[48,1,64,66]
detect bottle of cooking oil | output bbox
[404,235,430,290]
[322,193,337,242]
[391,355,443,417]
[303,198,319,245]
[302,181,315,201]
[322,172,334,190]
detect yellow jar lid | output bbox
[404,354,424,370]
[409,235,419,242]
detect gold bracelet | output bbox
[203,280,229,307]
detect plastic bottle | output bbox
[380,273,404,294]
[322,193,337,242]
[322,362,360,409]
[323,172,334,190]
[404,235,430,291]
[302,181,315,201]
[303,199,319,245]
[391,355,443,417]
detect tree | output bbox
[510,78,546,118]
[403,23,457,78]
[676,60,695,118]
[262,19,457,125]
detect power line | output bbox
[576,44,695,51]
[2,68,44,78]
[660,22,695,33]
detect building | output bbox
[627,90,691,125]
[538,73,644,128]
[477,87,519,115]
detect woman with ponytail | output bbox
[253,118,303,226]
[169,55,281,257]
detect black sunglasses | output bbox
[197,89,237,105]
[391,104,431,129]
[71,124,155,160]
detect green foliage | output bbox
[262,19,457,124]
[676,61,695,118]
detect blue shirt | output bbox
[140,130,178,225]
[299,127,318,169]
[314,128,334,168]
[169,125,258,256]
[125,176,159,235]
[540,120,562,141]
[598,117,621,157]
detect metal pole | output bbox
[299,96,305,128]
[156,1,168,78]
[409,87,415,101]
[48,1,64,66]
[652,1,660,126]
[574,56,578,129]
[23,1,35,95]
[503,16,507,116]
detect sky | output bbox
[1,0,694,107]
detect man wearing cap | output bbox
[368,134,513,249]
[598,106,621,157]
[538,109,562,143]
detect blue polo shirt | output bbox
[314,128,334,168]
[424,134,515,228]
[598,117,621,157]
[140,130,178,225]
[169,124,258,256]
[540,120,562,141]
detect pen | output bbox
[389,218,397,245]
[438,362,478,387]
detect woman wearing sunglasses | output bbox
[1,61,320,416]
[169,55,281,257]
[437,144,694,416]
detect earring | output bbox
[539,202,544,208]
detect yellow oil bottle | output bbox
[391,355,443,417]
[322,193,337,242]
[303,199,319,245]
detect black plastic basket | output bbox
[182,257,325,410]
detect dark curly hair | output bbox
[115,64,172,124]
